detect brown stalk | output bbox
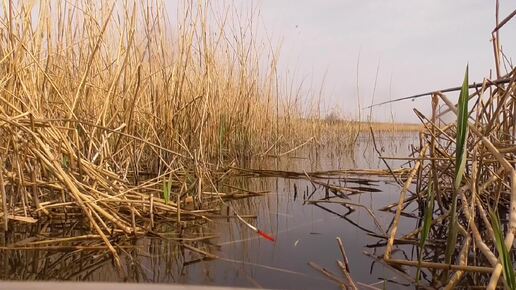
[384,145,428,259]
[0,158,8,231]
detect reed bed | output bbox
[378,8,516,289]
[287,119,420,149]
[0,0,363,270]
[0,107,242,265]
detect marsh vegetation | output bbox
[1,1,515,290]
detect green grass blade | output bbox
[444,65,469,281]
[163,180,171,205]
[454,65,469,190]
[489,210,516,289]
[420,184,435,250]
[417,181,434,283]
[445,196,458,258]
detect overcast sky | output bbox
[168,1,516,122]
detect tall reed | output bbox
[0,1,273,168]
[444,65,469,273]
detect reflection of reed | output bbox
[223,156,413,286]
[0,220,222,282]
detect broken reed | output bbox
[383,9,516,288]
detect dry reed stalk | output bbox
[459,189,497,265]
[444,236,471,289]
[387,258,493,273]
[336,237,358,290]
[364,252,436,290]
[308,200,385,235]
[308,261,348,288]
[0,158,8,231]
[384,145,427,259]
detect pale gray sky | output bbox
[168,1,516,122]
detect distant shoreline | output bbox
[357,121,422,132]
[316,119,422,132]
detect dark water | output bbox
[187,134,420,289]
[1,133,421,289]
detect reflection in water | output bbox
[1,133,421,289]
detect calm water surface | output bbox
[1,133,421,289]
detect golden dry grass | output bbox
[0,0,364,266]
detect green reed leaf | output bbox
[454,65,469,190]
[444,65,469,281]
[417,181,434,283]
[490,209,516,290]
[163,180,171,205]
